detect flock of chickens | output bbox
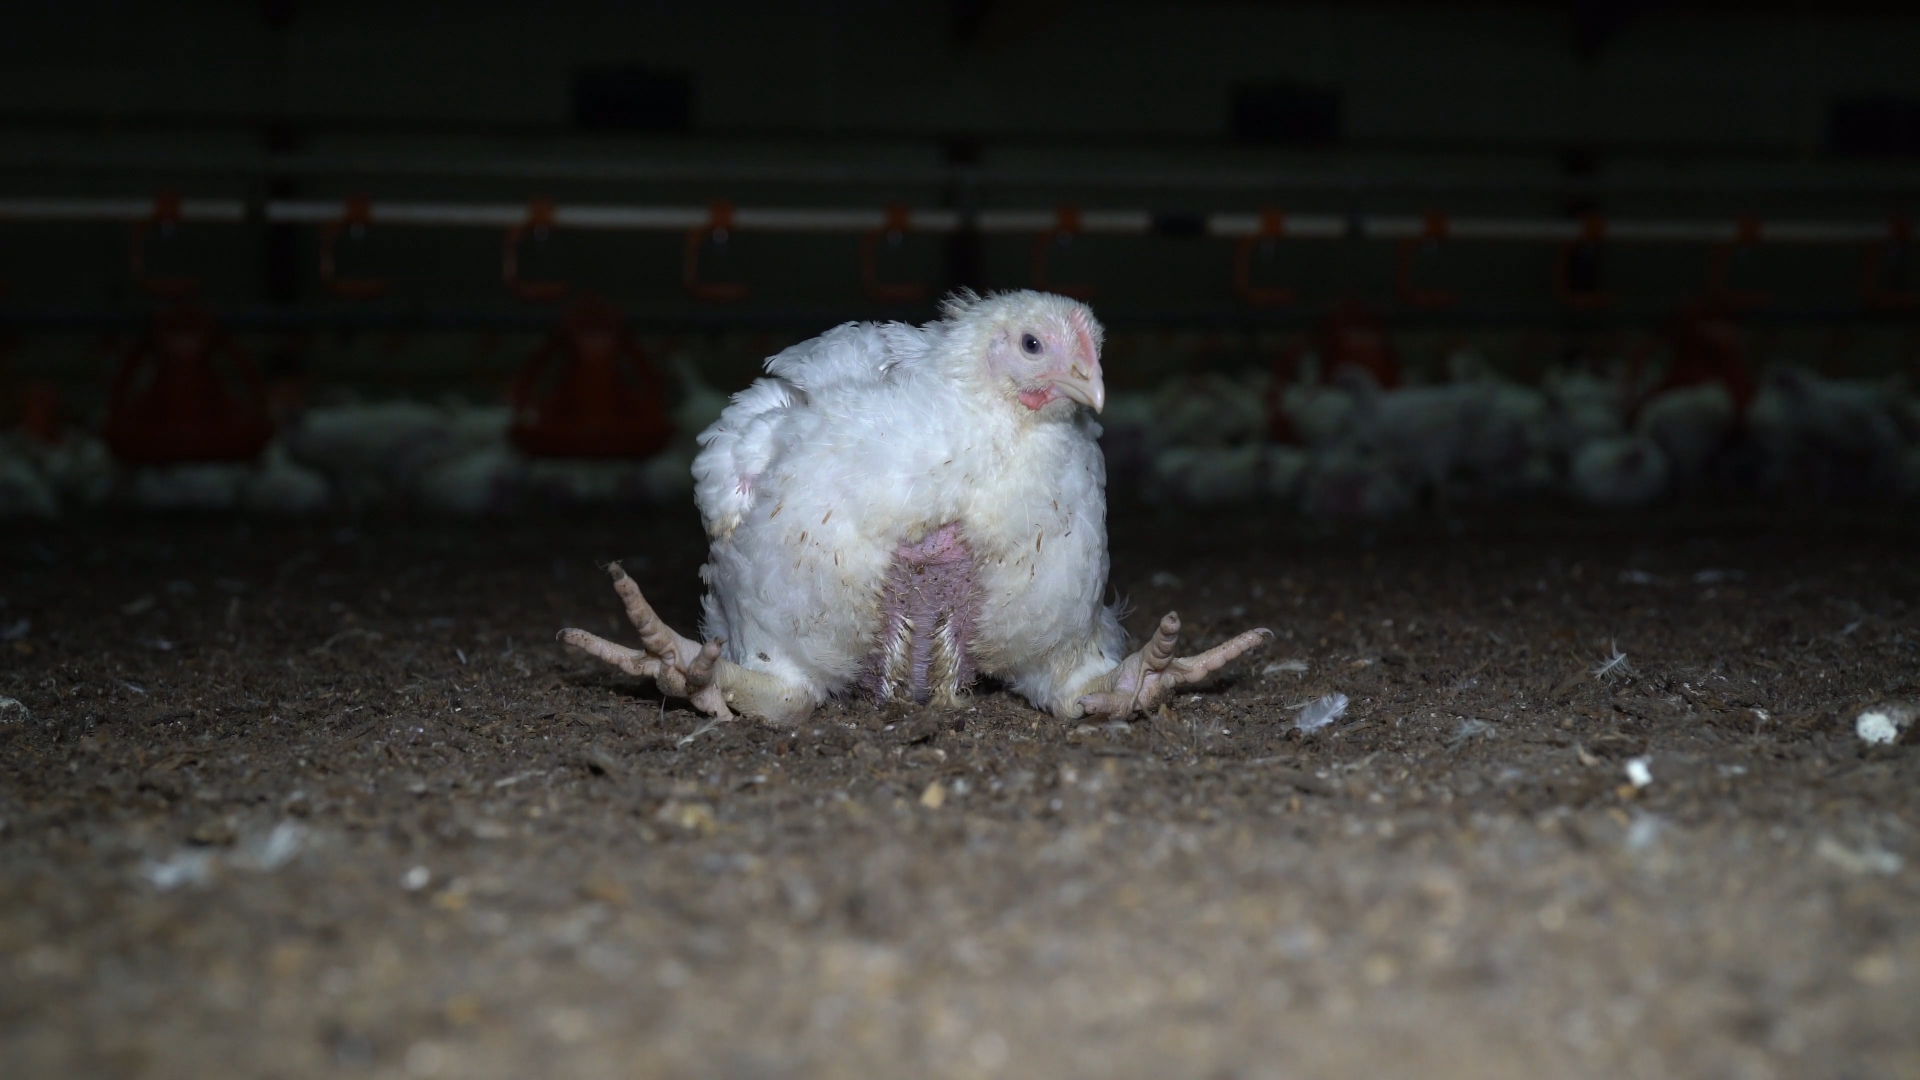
[0,384,719,519]
[2,322,1917,521]
[1110,343,1920,516]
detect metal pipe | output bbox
[6,145,1920,198]
[3,304,1913,335]
[0,197,247,223]
[7,197,1907,246]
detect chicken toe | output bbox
[559,563,713,700]
[1074,612,1271,717]
[559,563,815,725]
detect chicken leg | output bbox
[1074,611,1271,717]
[558,563,814,725]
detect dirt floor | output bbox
[2,502,1917,1079]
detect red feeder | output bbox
[1315,303,1402,390]
[1261,341,1305,445]
[509,296,673,458]
[103,304,274,464]
[18,381,65,445]
[1627,301,1755,425]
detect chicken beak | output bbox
[1050,362,1105,413]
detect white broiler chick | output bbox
[1462,382,1556,498]
[245,442,332,514]
[668,353,731,443]
[1894,394,1920,446]
[0,445,58,518]
[1543,367,1627,456]
[32,433,117,509]
[1636,383,1734,487]
[1570,433,1670,507]
[1356,381,1479,496]
[414,444,522,514]
[1147,371,1268,451]
[1899,445,1920,501]
[1278,378,1364,450]
[1093,388,1157,491]
[1298,445,1416,519]
[1147,444,1308,506]
[1745,366,1906,494]
[559,291,1269,725]
[128,464,250,511]
[282,399,464,506]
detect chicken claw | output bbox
[1075,612,1271,717]
[558,562,737,719]
[559,562,821,725]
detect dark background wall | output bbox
[2,1,1917,388]
[5,2,1918,150]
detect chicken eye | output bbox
[1020,333,1043,356]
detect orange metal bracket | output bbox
[1394,211,1459,309]
[683,200,750,302]
[1862,215,1918,311]
[1232,208,1297,308]
[128,190,199,299]
[1554,214,1614,310]
[502,197,570,302]
[859,204,925,304]
[319,194,388,299]
[1705,216,1772,311]
[1030,204,1096,299]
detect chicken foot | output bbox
[1074,611,1271,717]
[558,563,813,725]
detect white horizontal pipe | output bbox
[0,197,246,223]
[1445,219,1585,242]
[1761,221,1891,244]
[2,197,1910,246]
[552,206,704,230]
[1208,212,1348,239]
[1076,210,1154,234]
[1606,221,1743,243]
[12,145,1920,198]
[976,210,1056,233]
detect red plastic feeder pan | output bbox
[509,296,673,459]
[104,304,275,464]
